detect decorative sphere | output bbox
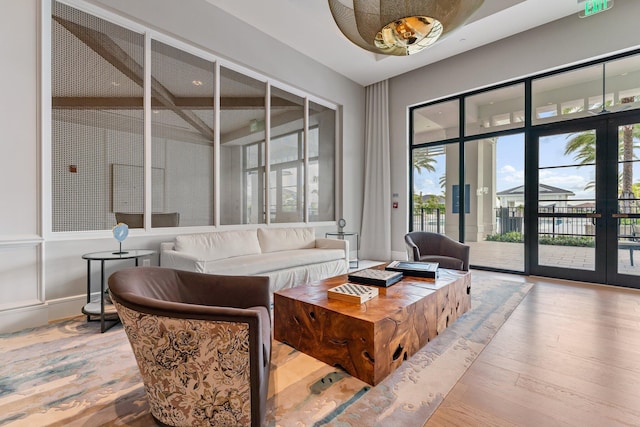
[113,223,129,242]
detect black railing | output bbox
[495,206,640,238]
[496,207,524,235]
[412,208,445,233]
[411,206,639,239]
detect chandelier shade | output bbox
[328,0,484,56]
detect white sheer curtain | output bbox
[360,80,391,261]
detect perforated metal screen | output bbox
[52,1,144,231]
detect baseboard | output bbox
[47,294,86,323]
[0,294,88,334]
[0,303,49,334]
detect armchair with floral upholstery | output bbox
[109,266,271,427]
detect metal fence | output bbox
[496,206,640,238]
[411,206,639,239]
[412,208,445,233]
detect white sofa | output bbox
[160,227,349,293]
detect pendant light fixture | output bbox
[328,0,484,56]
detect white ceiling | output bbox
[204,0,585,86]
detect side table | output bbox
[81,249,155,332]
[326,231,359,269]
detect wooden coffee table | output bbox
[273,267,471,385]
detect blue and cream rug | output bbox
[0,273,532,426]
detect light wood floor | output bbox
[426,271,640,427]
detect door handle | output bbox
[612,213,629,218]
[586,211,601,225]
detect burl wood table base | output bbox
[274,268,471,385]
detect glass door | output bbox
[607,117,640,288]
[531,117,640,288]
[530,123,607,283]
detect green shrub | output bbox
[485,233,595,247]
[485,231,523,243]
[538,235,595,247]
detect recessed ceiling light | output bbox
[192,80,203,86]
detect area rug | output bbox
[0,274,532,426]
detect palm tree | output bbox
[412,148,436,174]
[564,125,640,205]
[564,132,596,167]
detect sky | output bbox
[413,131,640,203]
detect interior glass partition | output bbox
[50,1,339,233]
[308,101,336,222]
[219,67,267,225]
[51,1,144,231]
[150,40,215,227]
[269,87,305,223]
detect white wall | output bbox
[0,0,365,333]
[389,2,640,258]
[0,0,46,331]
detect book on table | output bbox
[385,260,439,278]
[328,283,379,304]
[347,268,403,287]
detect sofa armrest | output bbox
[316,237,348,250]
[160,248,207,273]
[315,238,349,263]
[159,241,174,252]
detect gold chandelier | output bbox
[328,0,484,56]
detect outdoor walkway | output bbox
[466,240,640,276]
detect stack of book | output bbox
[385,261,439,278]
[347,268,403,287]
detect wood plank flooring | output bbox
[426,271,640,427]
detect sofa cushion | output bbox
[175,230,261,261]
[418,255,465,271]
[199,248,345,276]
[257,227,315,253]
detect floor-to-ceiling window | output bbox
[409,50,640,288]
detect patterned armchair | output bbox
[404,231,470,271]
[108,267,271,427]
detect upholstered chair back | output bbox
[404,231,470,271]
[109,267,270,427]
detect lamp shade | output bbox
[328,0,484,56]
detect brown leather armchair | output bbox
[108,267,271,427]
[404,231,470,271]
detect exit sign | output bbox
[578,0,614,18]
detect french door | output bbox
[530,116,640,288]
